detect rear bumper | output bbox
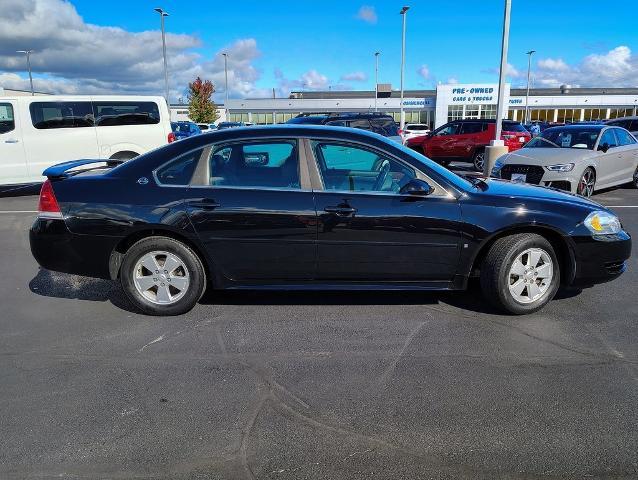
[30,218,119,279]
[569,231,632,288]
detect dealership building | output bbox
[221,83,638,128]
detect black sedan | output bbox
[30,125,631,316]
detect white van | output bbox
[0,95,173,185]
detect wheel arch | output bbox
[468,225,576,286]
[110,150,140,160]
[109,227,212,283]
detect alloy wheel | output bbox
[474,152,485,171]
[577,169,595,197]
[634,166,638,188]
[508,248,554,304]
[133,250,190,305]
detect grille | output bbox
[605,261,626,275]
[500,165,545,185]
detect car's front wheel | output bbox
[472,150,485,172]
[480,233,560,314]
[633,165,638,189]
[120,236,206,316]
[576,167,596,197]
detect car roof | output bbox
[545,124,606,130]
[606,116,638,121]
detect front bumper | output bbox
[496,164,577,193]
[30,217,120,279]
[569,231,632,288]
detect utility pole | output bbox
[374,51,380,112]
[399,6,410,130]
[16,50,34,95]
[524,50,536,124]
[154,8,170,103]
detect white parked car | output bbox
[0,95,173,185]
[492,124,638,197]
[401,123,431,144]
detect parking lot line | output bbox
[0,211,38,214]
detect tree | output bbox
[187,77,219,123]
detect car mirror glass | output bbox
[598,143,609,153]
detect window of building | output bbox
[448,105,463,122]
[311,141,415,193]
[93,101,160,126]
[155,149,201,185]
[0,103,15,134]
[465,105,480,119]
[30,101,94,129]
[479,104,497,119]
[208,140,299,189]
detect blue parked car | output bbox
[171,121,201,140]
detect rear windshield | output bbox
[406,125,429,130]
[526,127,600,149]
[286,116,327,124]
[503,122,527,133]
[370,118,399,136]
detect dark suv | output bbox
[407,119,531,171]
[286,112,401,142]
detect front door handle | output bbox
[324,206,357,216]
[4,139,19,144]
[186,199,221,209]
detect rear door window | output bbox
[0,103,15,134]
[460,122,484,134]
[93,101,160,126]
[614,128,637,146]
[208,140,300,189]
[30,101,94,129]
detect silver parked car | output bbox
[492,124,638,197]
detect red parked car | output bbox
[406,119,531,171]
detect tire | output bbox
[480,233,560,315]
[576,167,596,197]
[120,236,206,316]
[633,165,638,189]
[472,150,485,172]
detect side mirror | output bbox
[400,179,433,197]
[598,142,609,153]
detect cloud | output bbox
[0,0,265,101]
[272,68,334,97]
[417,65,430,79]
[356,6,377,24]
[446,77,459,85]
[340,71,367,82]
[531,46,638,87]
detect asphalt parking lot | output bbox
[1,185,638,479]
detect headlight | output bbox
[584,211,621,235]
[545,163,575,172]
[491,160,504,177]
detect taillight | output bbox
[398,129,403,135]
[168,132,176,143]
[38,179,63,219]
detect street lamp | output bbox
[524,50,536,124]
[222,53,229,105]
[16,50,34,95]
[493,0,511,142]
[374,51,380,112]
[399,6,409,130]
[154,8,170,103]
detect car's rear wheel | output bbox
[480,233,560,315]
[472,150,485,172]
[120,236,206,316]
[633,165,638,189]
[576,167,596,197]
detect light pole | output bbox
[374,51,380,112]
[484,0,511,176]
[494,0,511,142]
[222,53,229,105]
[154,8,170,103]
[399,6,409,130]
[16,50,34,95]
[524,50,535,124]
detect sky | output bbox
[0,0,637,103]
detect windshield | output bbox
[526,127,600,149]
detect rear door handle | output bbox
[324,206,357,216]
[186,199,221,209]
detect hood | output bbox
[477,178,606,210]
[500,147,597,166]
